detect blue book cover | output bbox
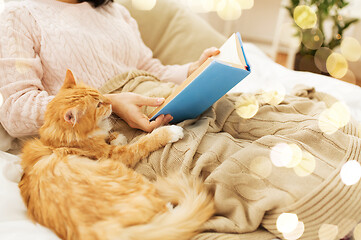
[149,32,251,123]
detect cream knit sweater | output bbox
[0,0,190,137]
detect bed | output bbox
[1,0,361,239]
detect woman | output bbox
[0,0,219,137]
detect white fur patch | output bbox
[89,118,112,138]
[110,134,127,145]
[166,125,184,143]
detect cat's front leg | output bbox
[110,125,184,167]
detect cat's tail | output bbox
[119,173,214,240]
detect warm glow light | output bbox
[341,37,361,62]
[340,160,361,186]
[302,28,324,50]
[326,52,348,78]
[318,102,350,135]
[216,0,242,21]
[293,151,316,177]
[282,221,305,240]
[340,69,357,85]
[187,0,215,13]
[270,143,293,167]
[293,5,317,29]
[354,223,361,240]
[261,83,286,106]
[314,47,333,73]
[276,213,299,234]
[286,144,302,168]
[236,0,254,9]
[261,89,285,106]
[132,0,157,11]
[235,94,259,119]
[318,224,338,240]
[249,156,272,179]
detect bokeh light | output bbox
[353,222,361,240]
[340,69,357,85]
[185,0,253,20]
[285,144,303,168]
[314,47,333,73]
[187,0,215,13]
[341,37,361,62]
[282,221,305,240]
[340,160,361,186]
[318,224,338,240]
[298,54,320,74]
[249,156,272,179]
[302,28,324,50]
[132,0,157,11]
[318,110,339,135]
[260,82,286,106]
[276,213,299,234]
[318,102,350,135]
[293,151,316,177]
[270,143,293,167]
[326,52,348,78]
[237,0,254,9]
[216,0,242,21]
[235,94,259,119]
[261,89,285,106]
[293,5,317,29]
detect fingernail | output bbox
[157,98,165,103]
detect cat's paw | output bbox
[165,125,184,143]
[110,133,128,145]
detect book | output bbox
[149,32,251,123]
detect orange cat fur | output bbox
[18,70,214,240]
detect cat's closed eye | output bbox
[97,102,103,108]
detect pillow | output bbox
[115,0,226,65]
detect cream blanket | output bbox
[100,70,361,240]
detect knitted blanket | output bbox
[100,70,361,240]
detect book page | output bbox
[213,33,246,67]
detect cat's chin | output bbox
[98,118,112,132]
[88,118,112,138]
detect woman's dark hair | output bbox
[78,0,114,8]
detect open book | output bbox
[149,32,251,123]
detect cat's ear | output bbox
[61,69,77,89]
[64,108,81,127]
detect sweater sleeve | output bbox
[0,4,54,137]
[116,4,191,85]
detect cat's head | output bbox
[39,70,112,145]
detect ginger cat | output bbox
[18,70,214,240]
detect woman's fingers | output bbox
[134,94,165,107]
[200,47,220,63]
[134,114,164,132]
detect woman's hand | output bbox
[105,92,173,132]
[188,47,220,77]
